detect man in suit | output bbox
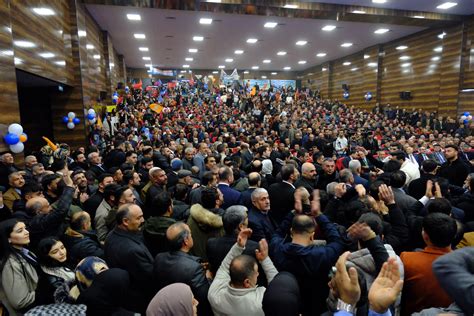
[405,146,419,170]
[348,160,368,188]
[415,146,433,165]
[3,172,24,210]
[241,172,261,210]
[408,159,439,200]
[342,149,360,169]
[144,167,168,218]
[87,151,106,180]
[248,188,276,242]
[431,143,447,165]
[217,166,242,210]
[268,164,298,224]
[400,213,456,315]
[390,171,417,213]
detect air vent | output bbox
[165,16,176,20]
[166,48,172,51]
[165,35,174,38]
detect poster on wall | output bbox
[270,80,296,89]
[147,68,176,76]
[245,79,271,89]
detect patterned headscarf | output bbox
[75,256,108,292]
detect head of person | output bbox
[88,152,101,165]
[115,186,136,206]
[422,212,457,248]
[248,172,261,188]
[301,162,317,180]
[427,197,452,215]
[201,187,221,210]
[184,147,195,161]
[22,182,44,201]
[262,272,301,316]
[97,173,114,192]
[358,212,384,238]
[70,211,92,232]
[41,173,62,195]
[322,159,336,175]
[290,215,316,243]
[109,167,123,184]
[201,171,217,187]
[229,254,259,289]
[348,160,362,175]
[123,170,141,188]
[223,205,248,236]
[150,167,167,186]
[37,238,67,267]
[218,166,234,185]
[141,156,154,170]
[75,256,109,292]
[25,155,38,169]
[383,160,402,173]
[9,172,25,189]
[26,196,52,215]
[389,170,407,189]
[146,283,198,316]
[166,222,193,252]
[390,151,406,164]
[444,144,459,161]
[1,152,14,165]
[125,151,138,165]
[103,183,121,206]
[0,219,29,258]
[281,164,299,183]
[72,169,88,189]
[32,163,45,176]
[339,169,354,185]
[152,191,173,217]
[205,155,217,171]
[421,159,438,175]
[115,203,144,232]
[251,188,270,212]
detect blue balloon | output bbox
[4,133,19,145]
[73,118,80,124]
[464,120,469,124]
[343,91,350,99]
[87,113,95,120]
[62,116,69,123]
[464,112,470,116]
[204,84,208,90]
[365,92,373,101]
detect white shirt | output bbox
[401,160,420,185]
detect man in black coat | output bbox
[268,164,298,224]
[144,167,168,218]
[104,204,154,313]
[153,222,212,316]
[438,145,470,187]
[294,162,317,193]
[87,152,107,180]
[83,173,114,221]
[408,159,439,200]
[316,158,339,191]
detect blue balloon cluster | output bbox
[3,123,27,153]
[460,112,472,125]
[343,91,350,99]
[365,92,373,102]
[112,91,119,104]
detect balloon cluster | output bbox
[112,91,119,104]
[62,112,80,129]
[365,92,373,102]
[125,86,130,94]
[87,109,97,124]
[343,91,350,99]
[460,112,473,125]
[3,123,27,153]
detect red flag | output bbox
[132,80,142,90]
[168,81,176,89]
[189,76,195,86]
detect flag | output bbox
[149,103,164,113]
[189,76,195,87]
[157,79,162,86]
[132,80,142,90]
[168,81,176,89]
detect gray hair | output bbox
[149,167,162,177]
[326,182,339,196]
[339,169,354,183]
[223,205,248,235]
[251,188,268,201]
[348,160,361,173]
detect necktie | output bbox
[410,154,415,164]
[422,154,427,160]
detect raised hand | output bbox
[347,222,376,241]
[237,228,252,248]
[334,252,361,305]
[310,189,322,217]
[378,184,395,205]
[425,180,434,198]
[255,239,268,262]
[368,257,404,313]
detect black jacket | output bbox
[438,158,470,187]
[268,181,295,224]
[104,228,154,313]
[407,173,437,200]
[62,228,104,267]
[83,191,104,222]
[153,250,211,316]
[452,192,474,223]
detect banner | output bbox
[220,69,240,84]
[245,79,270,89]
[270,80,296,89]
[147,68,176,76]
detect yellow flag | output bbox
[149,103,164,114]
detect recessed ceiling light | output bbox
[142,56,151,60]
[200,18,213,24]
[263,59,271,63]
[322,25,336,31]
[372,0,386,3]
[402,69,410,73]
[438,32,447,39]
[343,61,351,66]
[193,36,204,41]
[396,45,408,50]
[364,54,370,59]
[316,52,327,57]
[277,51,287,56]
[139,47,149,51]
[374,28,390,34]
[261,76,267,79]
[429,64,437,68]
[413,15,425,19]
[33,8,55,15]
[185,57,193,61]
[86,44,94,50]
[352,10,366,14]
[145,64,153,67]
[431,56,440,61]
[399,55,410,60]
[271,72,278,75]
[368,62,378,67]
[436,2,458,9]
[218,65,225,69]
[14,40,36,48]
[134,33,146,39]
[180,70,187,73]
[109,63,115,68]
[264,22,278,28]
[322,67,327,71]
[284,4,298,9]
[14,57,23,65]
[247,38,258,43]
[0,50,13,56]
[252,66,259,69]
[341,42,353,47]
[207,0,222,2]
[39,52,55,58]
[55,60,66,66]
[212,71,219,74]
[434,46,443,52]
[243,70,249,74]
[401,63,411,67]
[93,54,100,59]
[351,68,358,71]
[183,64,190,68]
[78,30,87,37]
[127,14,141,21]
[234,50,244,54]
[225,58,233,62]
[298,60,307,64]
[189,48,198,53]
[296,40,307,46]
[283,66,291,70]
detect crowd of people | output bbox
[0,80,473,316]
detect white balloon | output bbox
[8,123,23,135]
[461,115,467,120]
[88,109,96,115]
[68,112,76,119]
[468,115,473,120]
[89,118,97,124]
[10,142,24,153]
[67,122,75,129]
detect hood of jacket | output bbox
[189,204,223,230]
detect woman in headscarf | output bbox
[146,283,198,316]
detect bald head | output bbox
[291,214,316,235]
[248,172,261,187]
[229,254,258,288]
[166,222,192,251]
[26,197,50,214]
[301,162,317,180]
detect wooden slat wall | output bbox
[462,19,474,89]
[458,92,474,114]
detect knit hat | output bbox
[75,256,109,292]
[171,158,182,171]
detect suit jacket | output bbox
[414,152,433,165]
[248,207,277,242]
[88,164,106,179]
[217,183,242,210]
[241,187,256,210]
[268,181,295,224]
[3,188,21,210]
[392,188,417,213]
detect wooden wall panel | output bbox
[458,92,474,115]
[462,19,474,89]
